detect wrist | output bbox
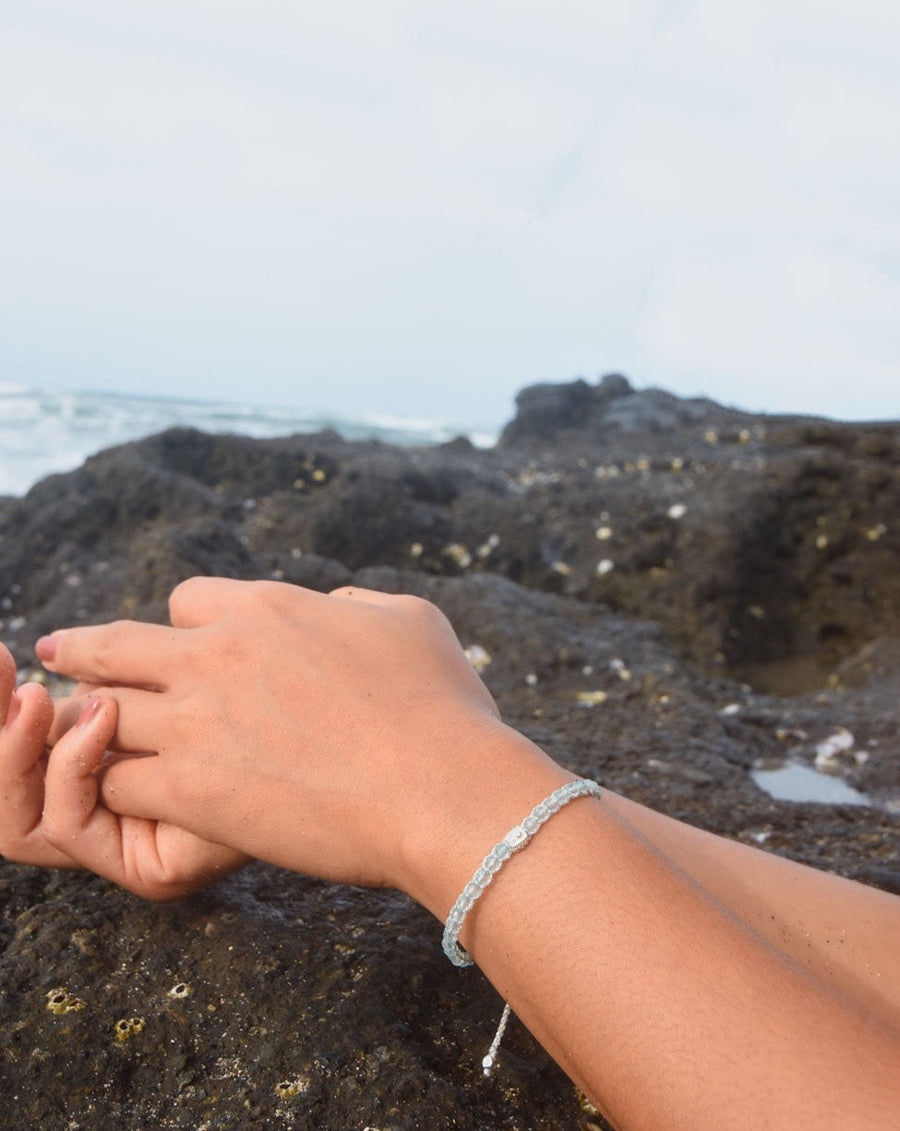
[397,720,573,924]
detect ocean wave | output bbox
[0,386,498,497]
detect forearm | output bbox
[604,792,900,1030]
[410,729,899,1131]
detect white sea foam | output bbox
[0,386,499,497]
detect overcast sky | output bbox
[1,0,898,427]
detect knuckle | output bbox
[394,593,444,624]
[169,575,203,611]
[145,862,193,901]
[249,579,289,604]
[40,811,65,847]
[85,621,134,680]
[253,581,301,624]
[228,579,287,618]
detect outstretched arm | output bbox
[421,736,899,1129]
[35,579,900,1129]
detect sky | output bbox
[1,0,899,429]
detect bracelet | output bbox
[441,777,602,1076]
[442,778,603,967]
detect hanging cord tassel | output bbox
[482,1002,512,1077]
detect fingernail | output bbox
[3,690,21,729]
[75,697,103,728]
[35,635,59,663]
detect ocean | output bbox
[0,384,499,498]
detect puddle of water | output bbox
[751,761,871,807]
[729,655,835,696]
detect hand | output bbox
[1,644,248,899]
[35,579,566,909]
[1,645,75,869]
[43,695,248,900]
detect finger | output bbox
[35,621,184,688]
[43,697,131,878]
[0,645,17,721]
[0,682,74,868]
[168,576,244,628]
[43,694,243,900]
[92,685,170,754]
[97,752,174,824]
[147,827,251,898]
[54,686,182,762]
[49,692,88,743]
[0,681,53,778]
[172,576,330,631]
[98,758,254,881]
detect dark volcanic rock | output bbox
[499,372,719,443]
[1,375,899,1129]
[4,377,898,690]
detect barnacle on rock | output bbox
[114,1017,146,1042]
[275,1077,309,1098]
[45,988,85,1015]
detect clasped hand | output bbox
[2,579,513,908]
[0,644,244,898]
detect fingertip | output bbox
[0,682,53,776]
[14,681,53,728]
[0,650,17,719]
[35,629,69,668]
[73,694,118,733]
[74,696,104,728]
[47,697,116,789]
[2,689,21,730]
